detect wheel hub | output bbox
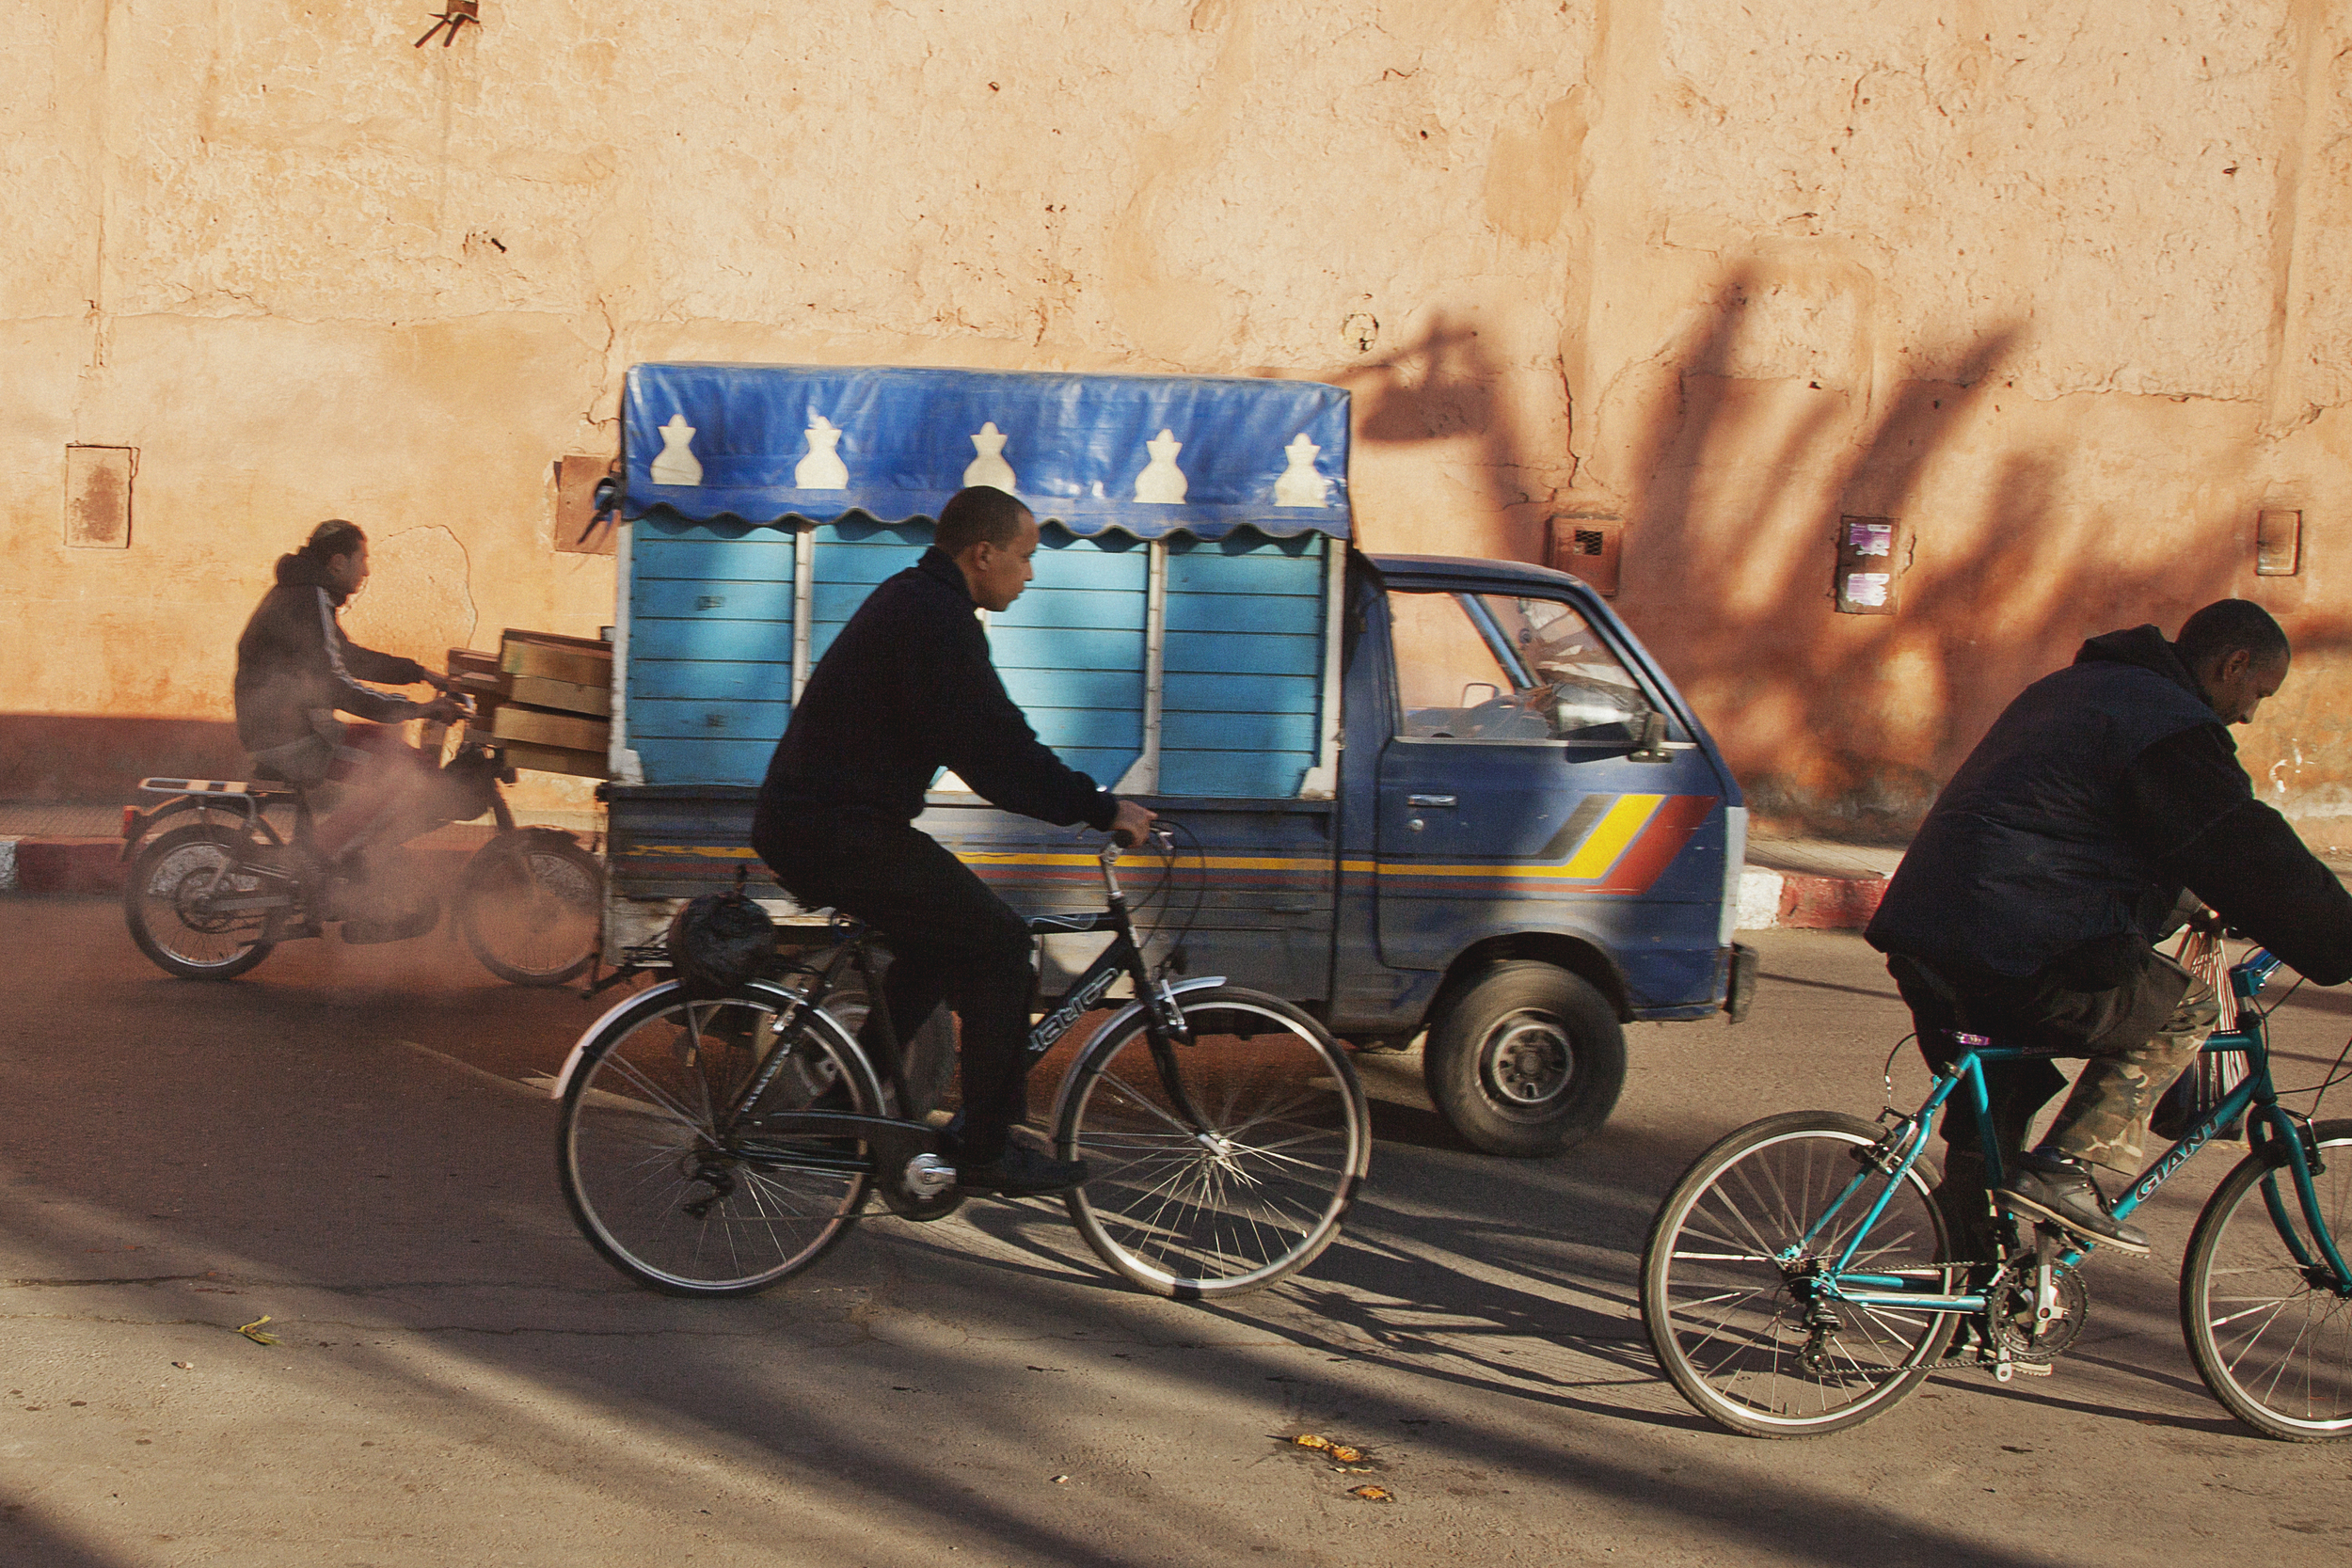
[1482,1014,1573,1106]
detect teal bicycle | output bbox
[1640,946,2352,1440]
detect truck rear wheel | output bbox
[1423,960,1624,1157]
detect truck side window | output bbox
[1390,590,1661,743]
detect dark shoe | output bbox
[955,1139,1089,1198]
[1997,1150,2150,1255]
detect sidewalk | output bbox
[3,799,1900,929]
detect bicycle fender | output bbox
[1042,974,1230,1132]
[460,823,583,879]
[546,976,816,1100]
[120,796,278,860]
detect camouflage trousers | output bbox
[1893,948,2219,1178]
[2042,973,2219,1172]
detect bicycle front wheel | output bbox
[557,980,883,1296]
[1641,1112,1956,1437]
[456,830,603,987]
[2181,1117,2352,1441]
[1054,986,1369,1299]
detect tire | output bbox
[1423,960,1625,1156]
[1055,985,1369,1298]
[2180,1117,2352,1441]
[122,822,280,981]
[557,980,884,1296]
[1641,1111,1958,1437]
[456,830,603,987]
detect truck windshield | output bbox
[1391,590,1654,743]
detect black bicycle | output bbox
[551,832,1371,1299]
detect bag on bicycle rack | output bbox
[2151,924,2249,1140]
[664,871,775,1000]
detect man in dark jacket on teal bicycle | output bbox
[1868,599,2352,1254]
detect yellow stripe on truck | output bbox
[1557,793,1663,878]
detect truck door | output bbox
[1373,586,1723,990]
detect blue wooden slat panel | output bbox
[628,520,797,784]
[1001,668,1145,710]
[1163,538,1324,591]
[634,578,796,621]
[630,736,779,783]
[632,531,795,580]
[1164,630,1320,676]
[991,528,1146,786]
[629,660,791,703]
[1160,750,1311,798]
[1024,708,1151,751]
[993,587,1145,630]
[1155,710,1317,752]
[1165,591,1321,636]
[987,626,1151,671]
[629,698,791,741]
[628,618,793,664]
[1162,672,1319,715]
[1157,531,1324,799]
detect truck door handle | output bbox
[1406,794,1457,808]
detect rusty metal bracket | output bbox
[415,1,480,47]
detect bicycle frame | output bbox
[1797,948,2352,1317]
[717,837,1222,1170]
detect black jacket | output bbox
[755,547,1117,833]
[232,553,432,752]
[1868,625,2352,986]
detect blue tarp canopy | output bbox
[622,363,1351,540]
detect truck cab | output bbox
[596,362,1753,1155]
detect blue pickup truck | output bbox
[596,363,1755,1155]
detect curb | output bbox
[1736,867,1887,932]
[0,838,125,895]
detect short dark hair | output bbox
[2177,598,2290,672]
[301,519,367,562]
[934,486,1031,557]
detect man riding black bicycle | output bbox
[1867,599,2352,1254]
[752,485,1156,1199]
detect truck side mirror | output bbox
[1627,708,1672,764]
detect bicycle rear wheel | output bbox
[122,821,278,980]
[2181,1118,2352,1441]
[557,980,883,1296]
[1641,1112,1957,1437]
[1054,986,1369,1298]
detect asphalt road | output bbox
[3,897,2348,1567]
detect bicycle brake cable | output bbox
[2276,1033,2352,1111]
[1881,1033,1917,1110]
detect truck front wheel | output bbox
[1423,961,1625,1157]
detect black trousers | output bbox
[755,814,1036,1164]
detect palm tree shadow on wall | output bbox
[1331,275,2352,842]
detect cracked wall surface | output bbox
[8,1,2352,832]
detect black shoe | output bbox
[955,1139,1089,1198]
[1997,1150,2150,1255]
